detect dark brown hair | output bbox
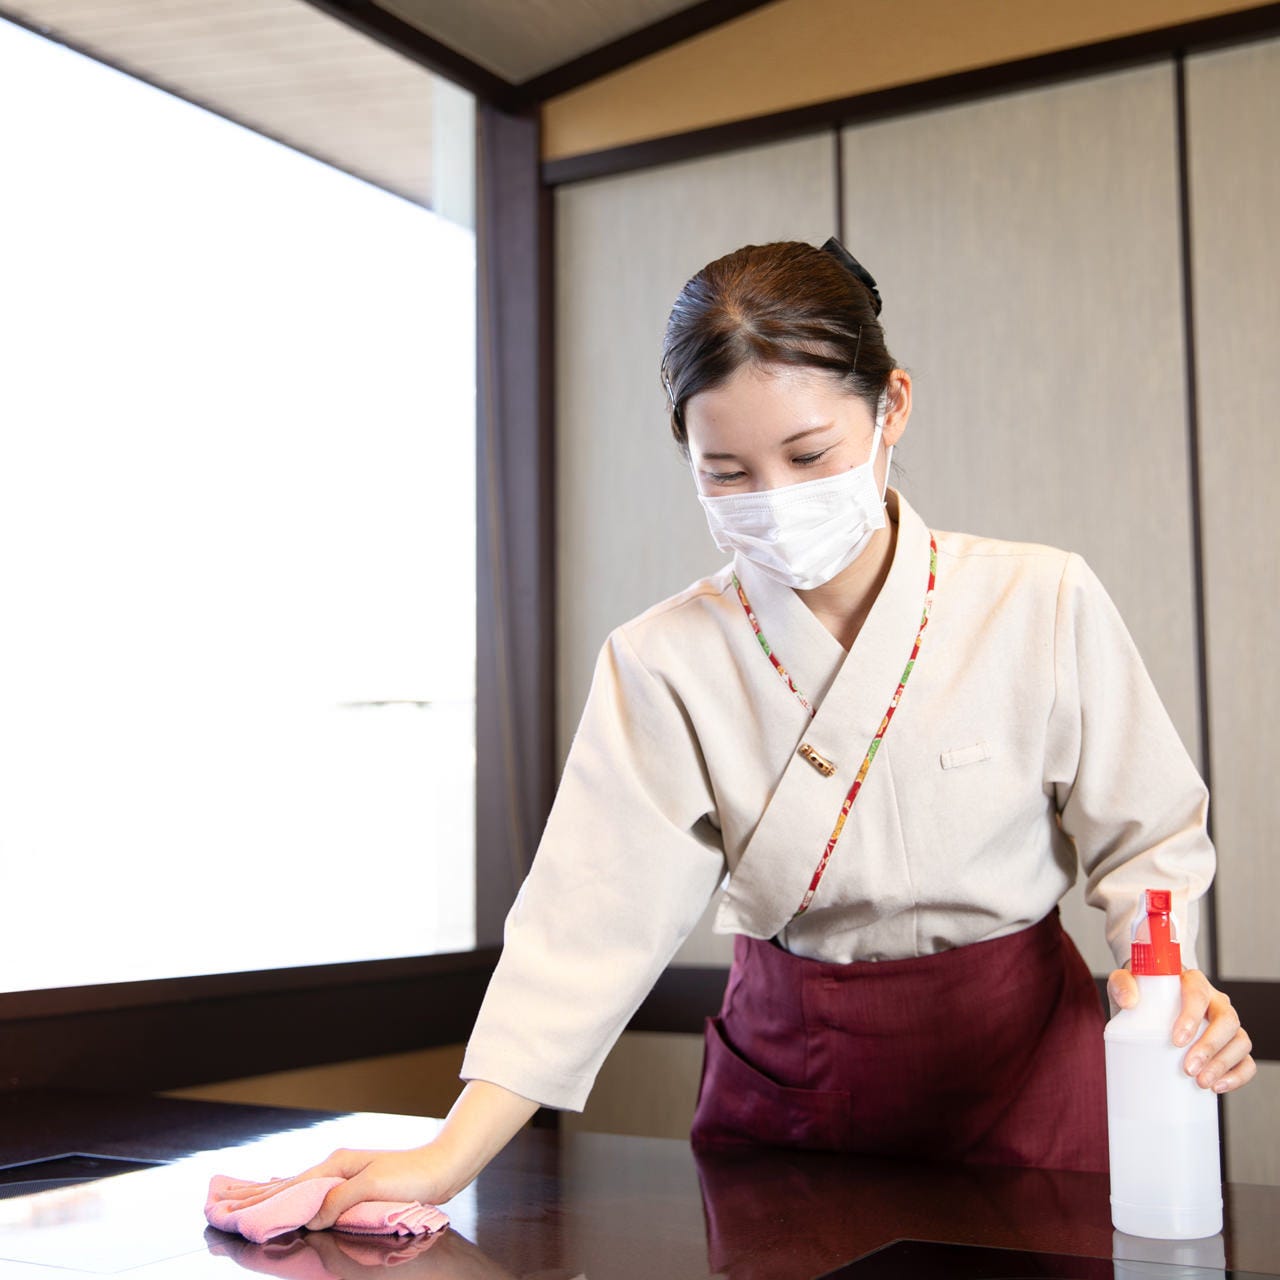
[659,239,897,454]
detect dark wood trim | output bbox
[299,0,774,109]
[0,950,499,1023]
[299,0,520,110]
[513,0,777,107]
[628,967,1280,1061]
[0,1091,349,1165]
[542,2,1280,187]
[474,102,559,946]
[1231,980,1280,1063]
[540,146,559,773]
[626,965,731,1034]
[0,954,499,1093]
[541,92,844,188]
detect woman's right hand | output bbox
[214,1080,541,1229]
[300,1144,457,1229]
[305,1152,460,1228]
[213,1141,454,1228]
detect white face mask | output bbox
[696,392,892,591]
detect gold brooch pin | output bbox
[798,743,836,776]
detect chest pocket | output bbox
[939,740,992,770]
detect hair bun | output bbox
[819,236,882,316]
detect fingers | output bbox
[1205,1044,1258,1094]
[219,1146,442,1233]
[216,1175,291,1195]
[1108,969,1258,1097]
[1187,1024,1256,1092]
[1107,968,1138,1016]
[1175,974,1257,1093]
[1172,970,1214,1047]
[306,1172,374,1232]
[215,1149,378,1210]
[215,1175,303,1210]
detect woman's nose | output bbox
[752,467,801,492]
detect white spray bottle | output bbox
[1104,888,1222,1239]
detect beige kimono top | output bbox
[459,486,1216,1111]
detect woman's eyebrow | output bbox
[700,423,835,461]
[781,423,835,446]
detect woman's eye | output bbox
[793,449,829,466]
[707,471,746,485]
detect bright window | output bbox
[0,17,477,990]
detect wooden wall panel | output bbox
[841,63,1200,978]
[554,131,836,751]
[1185,35,1280,983]
[555,130,835,965]
[561,1031,704,1139]
[1185,33,1280,1188]
[553,46,1278,1180]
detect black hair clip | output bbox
[819,235,882,316]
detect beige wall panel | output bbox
[541,0,1273,162]
[166,1045,466,1118]
[842,63,1201,977]
[1185,33,1279,1191]
[562,1031,705,1140]
[1223,1060,1280,1186]
[555,131,834,966]
[1186,36,1280,981]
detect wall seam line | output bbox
[1174,47,1228,1184]
[833,122,844,239]
[1173,50,1220,987]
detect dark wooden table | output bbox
[1,1090,1277,1278]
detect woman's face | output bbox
[683,361,909,496]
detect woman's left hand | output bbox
[1108,966,1257,1094]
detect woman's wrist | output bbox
[426,1080,542,1201]
[420,1132,486,1203]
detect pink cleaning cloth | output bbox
[205,1173,450,1245]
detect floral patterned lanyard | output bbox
[732,531,938,916]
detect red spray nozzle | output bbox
[1130,889,1182,976]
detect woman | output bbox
[237,238,1256,1225]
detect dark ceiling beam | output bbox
[300,0,523,112]
[512,0,778,106]
[302,0,778,112]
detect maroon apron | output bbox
[689,905,1108,1173]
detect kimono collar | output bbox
[730,486,931,714]
[717,485,938,939]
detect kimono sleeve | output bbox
[1044,552,1216,970]
[458,623,728,1111]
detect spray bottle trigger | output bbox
[1129,888,1183,977]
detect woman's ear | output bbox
[883,368,911,447]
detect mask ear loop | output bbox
[873,388,893,504]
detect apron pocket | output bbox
[690,1014,852,1152]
